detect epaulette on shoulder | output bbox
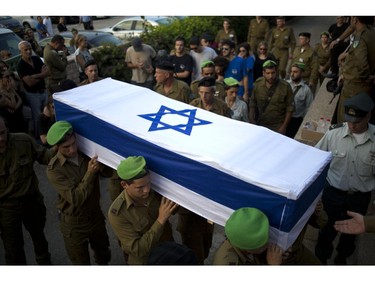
[329,123,344,130]
[47,156,58,170]
[110,196,125,216]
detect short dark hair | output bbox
[51,34,65,43]
[174,36,186,44]
[221,39,235,49]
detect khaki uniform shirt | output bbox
[342,26,375,82]
[250,78,295,131]
[315,123,375,192]
[213,239,265,265]
[0,133,54,201]
[290,45,319,85]
[269,26,296,52]
[365,216,375,233]
[247,18,270,43]
[154,79,190,104]
[190,97,232,118]
[43,43,68,84]
[190,80,225,101]
[314,43,331,72]
[108,189,173,265]
[125,44,156,83]
[79,77,103,86]
[47,151,111,217]
[215,29,237,45]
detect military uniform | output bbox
[43,43,68,94]
[190,97,232,118]
[108,189,173,265]
[215,29,237,46]
[213,239,266,265]
[190,79,226,101]
[47,150,112,265]
[290,45,319,87]
[364,216,375,233]
[314,43,331,85]
[154,78,191,104]
[250,77,295,132]
[337,26,375,123]
[268,26,296,78]
[0,133,55,264]
[247,18,270,54]
[315,93,375,264]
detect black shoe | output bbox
[334,254,347,265]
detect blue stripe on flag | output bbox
[54,100,326,232]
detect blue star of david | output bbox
[138,105,212,135]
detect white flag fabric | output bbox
[53,78,332,250]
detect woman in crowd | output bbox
[74,34,93,82]
[253,41,276,81]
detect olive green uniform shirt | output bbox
[154,78,190,104]
[314,43,331,72]
[269,26,296,52]
[43,43,68,85]
[365,216,375,233]
[0,133,55,200]
[108,189,173,265]
[47,151,111,217]
[190,97,232,118]
[342,26,375,82]
[190,80,225,101]
[247,18,270,51]
[213,239,265,265]
[250,78,295,131]
[215,29,237,45]
[290,45,319,85]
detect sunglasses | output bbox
[239,49,246,52]
[222,47,230,51]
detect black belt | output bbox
[326,182,370,196]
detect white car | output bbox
[98,16,175,41]
[13,16,38,30]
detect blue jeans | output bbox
[25,91,48,138]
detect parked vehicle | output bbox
[0,28,23,71]
[0,16,24,37]
[98,16,175,41]
[38,30,124,55]
[13,16,38,31]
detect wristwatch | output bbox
[336,38,341,43]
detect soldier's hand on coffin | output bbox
[157,197,178,225]
[87,155,100,174]
[266,243,284,265]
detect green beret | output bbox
[117,156,147,180]
[46,121,73,146]
[292,62,306,71]
[200,60,215,68]
[262,60,277,69]
[225,207,269,250]
[223,77,239,87]
[320,31,329,37]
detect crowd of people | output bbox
[1,16,375,266]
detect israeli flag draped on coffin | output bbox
[53,78,332,250]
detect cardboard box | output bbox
[301,128,324,145]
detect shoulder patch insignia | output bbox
[329,123,344,130]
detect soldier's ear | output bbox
[120,181,128,189]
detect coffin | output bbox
[53,78,332,249]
